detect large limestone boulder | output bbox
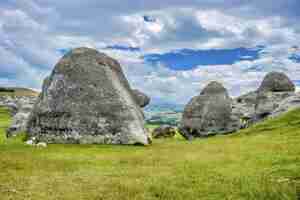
[271,92,300,117]
[231,72,296,125]
[27,47,150,145]
[258,72,295,92]
[179,82,240,139]
[132,89,150,108]
[255,72,295,121]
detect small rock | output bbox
[36,142,47,148]
[25,140,35,146]
[152,125,177,139]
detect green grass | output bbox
[0,106,300,200]
[145,124,160,132]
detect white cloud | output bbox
[0,0,300,104]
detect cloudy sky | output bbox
[1,0,300,104]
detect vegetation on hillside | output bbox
[0,87,39,97]
[0,106,300,199]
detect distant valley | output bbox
[144,103,184,126]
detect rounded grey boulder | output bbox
[255,72,295,121]
[132,89,150,108]
[200,81,228,95]
[179,81,240,139]
[27,47,150,145]
[258,72,295,92]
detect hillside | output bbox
[0,87,39,97]
[0,106,300,199]
[144,103,184,125]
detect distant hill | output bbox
[144,103,184,113]
[0,87,39,97]
[144,103,184,125]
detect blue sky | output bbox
[1,0,300,104]
[143,47,264,70]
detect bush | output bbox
[0,87,15,93]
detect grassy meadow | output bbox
[0,106,300,199]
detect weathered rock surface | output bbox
[152,125,176,138]
[27,47,150,145]
[179,81,240,139]
[232,91,257,121]
[254,72,296,121]
[6,98,35,137]
[179,72,297,140]
[132,89,150,108]
[0,96,37,137]
[7,113,29,137]
[271,92,300,117]
[233,72,296,124]
[258,72,295,93]
[254,91,294,121]
[0,96,18,115]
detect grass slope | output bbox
[0,106,300,200]
[0,87,39,97]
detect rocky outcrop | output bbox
[132,89,150,108]
[232,91,257,120]
[0,95,37,137]
[179,72,297,140]
[254,72,296,121]
[27,47,151,145]
[254,91,294,121]
[271,93,300,117]
[6,97,36,137]
[0,96,18,115]
[179,82,240,139]
[232,72,296,125]
[152,125,176,139]
[258,72,295,93]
